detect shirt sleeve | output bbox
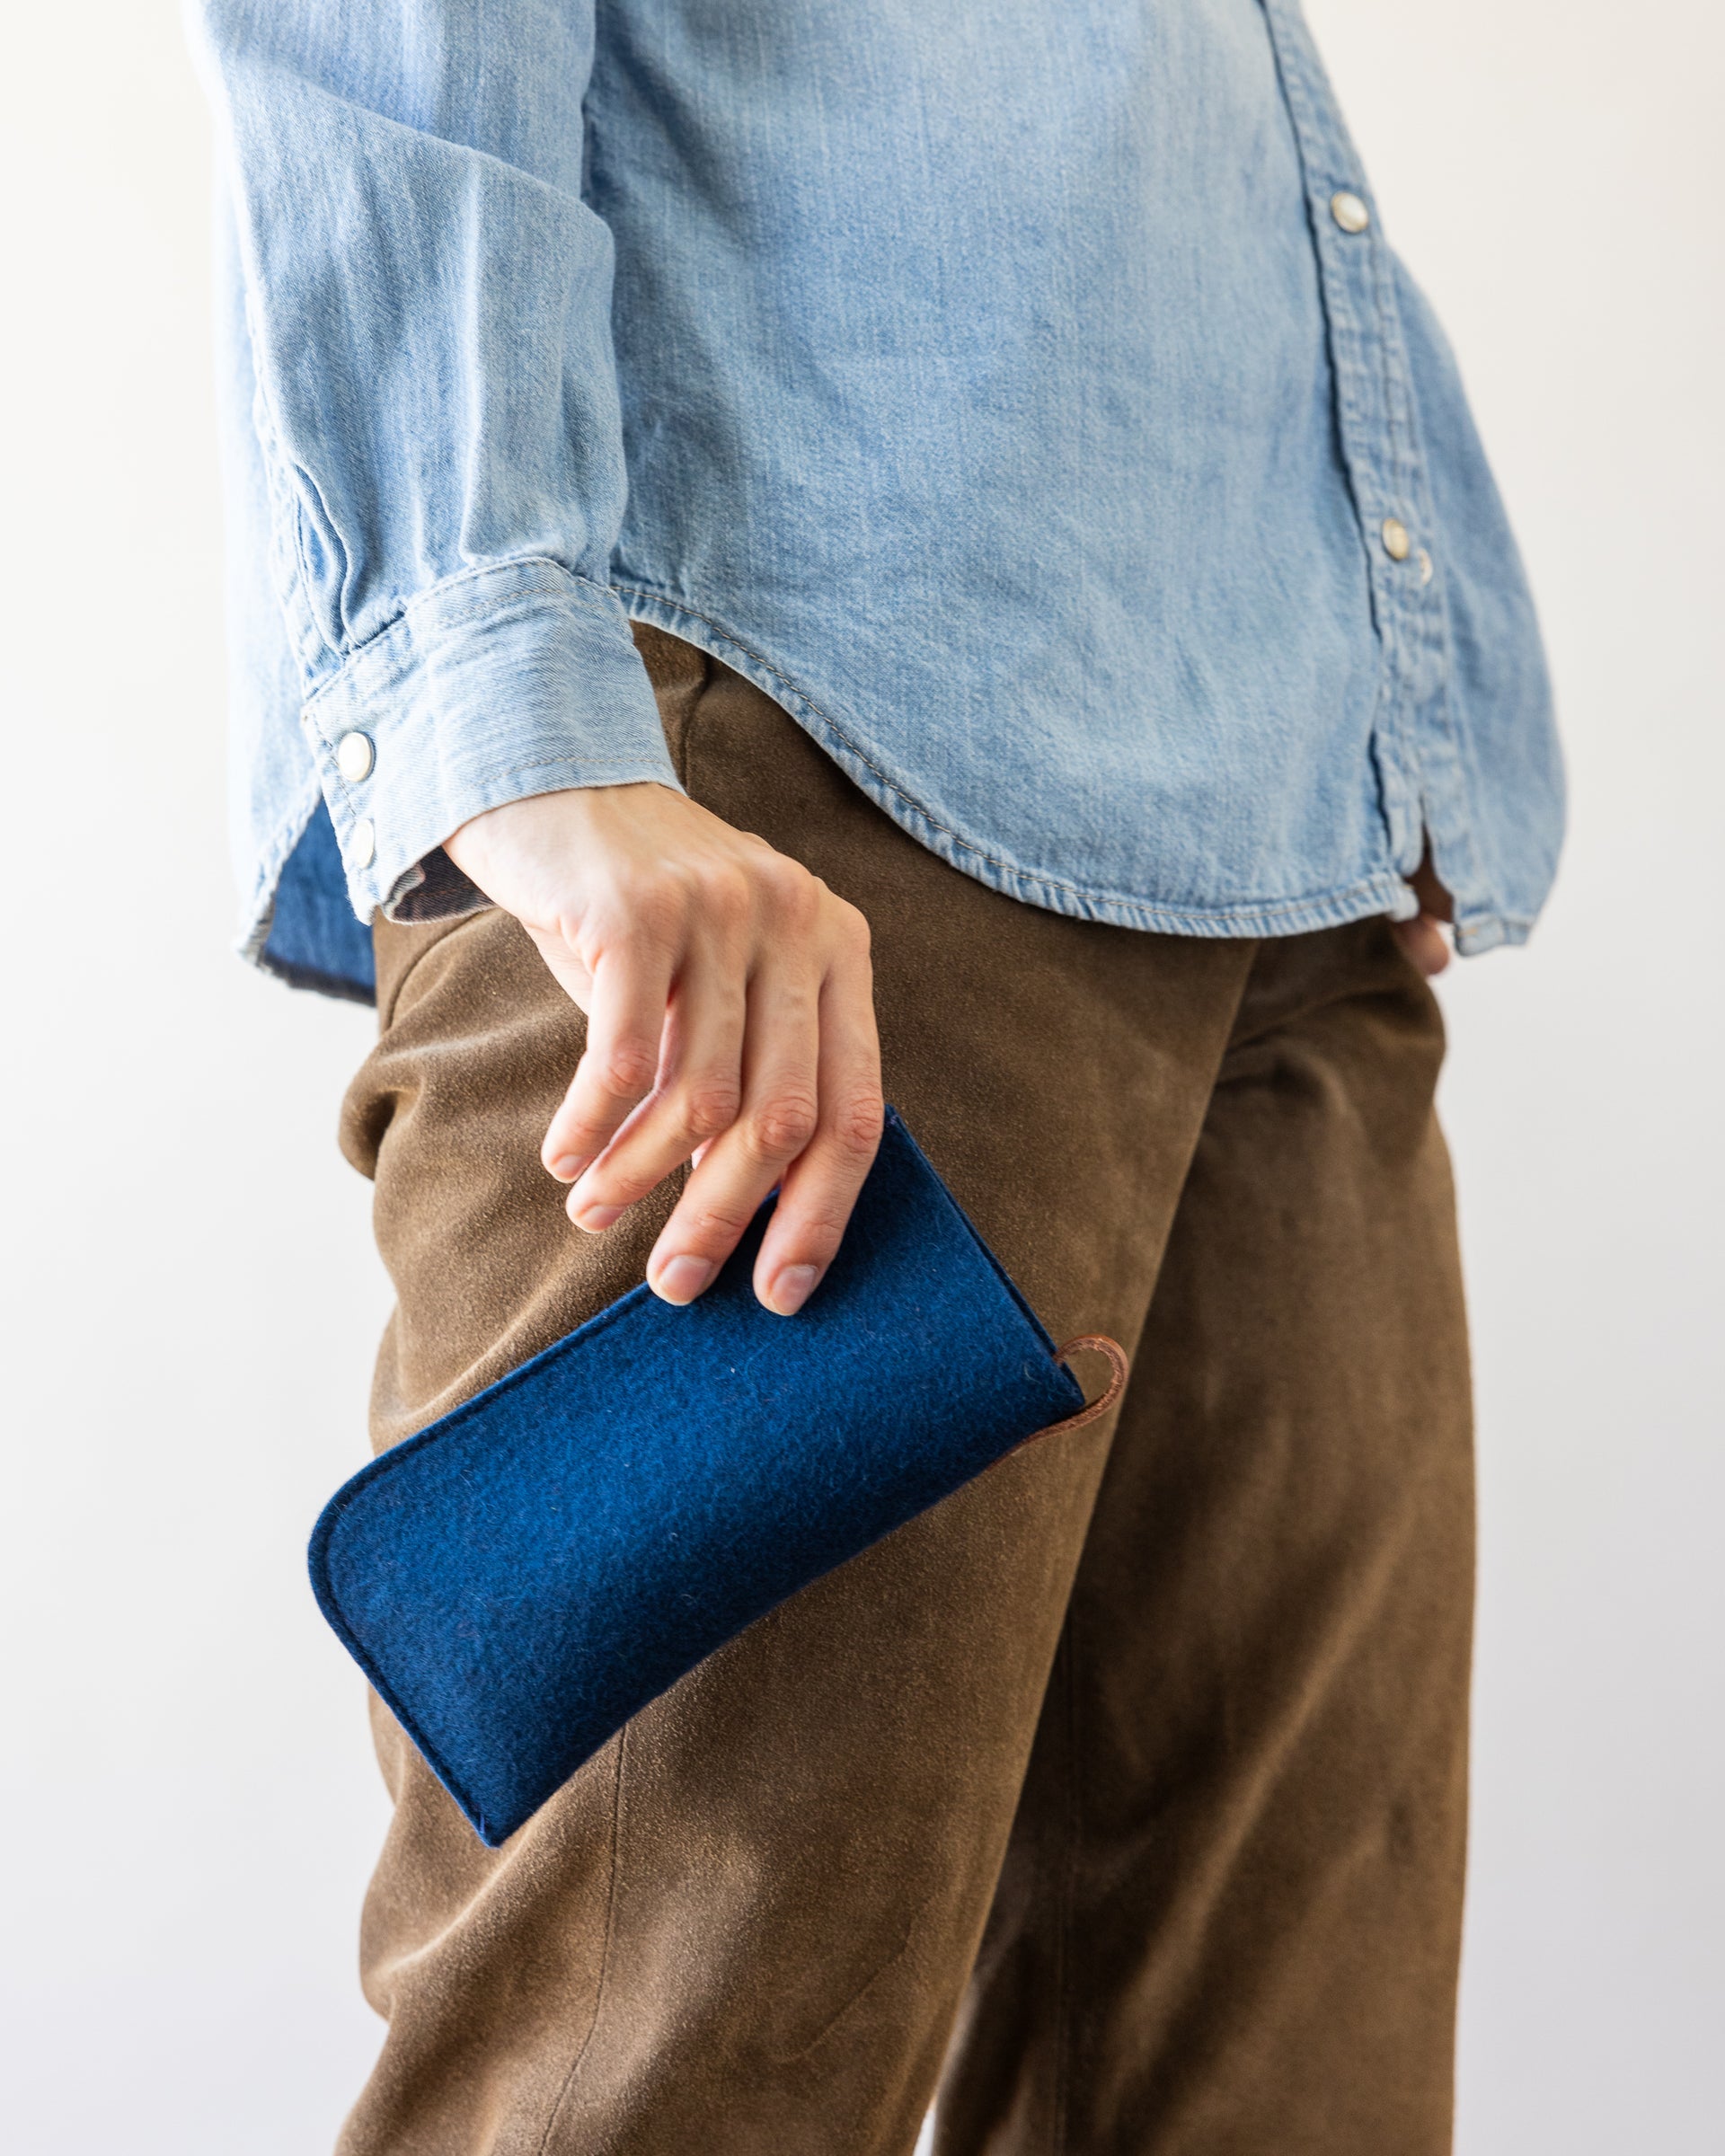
[189,0,681,924]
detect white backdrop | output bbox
[2,4,1719,2151]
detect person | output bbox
[190,1,1564,2149]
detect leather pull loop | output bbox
[1031,1334,1131,1440]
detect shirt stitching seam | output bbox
[619,585,1410,927]
[302,559,625,717]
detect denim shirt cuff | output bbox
[298,557,682,924]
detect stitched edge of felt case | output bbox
[307,1107,1083,1841]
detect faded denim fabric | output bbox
[191,0,1563,1003]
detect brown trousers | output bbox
[335,629,1473,2155]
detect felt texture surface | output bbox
[309,1108,1084,1845]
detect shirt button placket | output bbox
[1324,164,1420,835]
[1262,0,1437,861]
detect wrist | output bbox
[444,780,676,893]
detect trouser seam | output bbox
[534,1725,627,2155]
[372,908,491,1034]
[1052,1616,1081,2155]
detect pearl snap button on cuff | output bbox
[336,730,376,782]
[349,818,376,870]
[1380,516,1411,561]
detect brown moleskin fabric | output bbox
[333,626,1473,2155]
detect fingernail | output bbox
[654,1254,714,1303]
[571,1201,625,1233]
[766,1263,822,1317]
[548,1153,588,1183]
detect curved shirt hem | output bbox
[619,586,1491,949]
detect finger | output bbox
[1391,911,1451,978]
[566,918,748,1231]
[542,931,677,1185]
[645,947,824,1303]
[753,925,882,1314]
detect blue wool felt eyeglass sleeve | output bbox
[308,1107,1123,1846]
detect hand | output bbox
[445,782,884,1314]
[1391,849,1455,977]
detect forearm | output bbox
[191,0,677,922]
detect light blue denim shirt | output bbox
[191,0,1563,1003]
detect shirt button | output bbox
[335,730,376,782]
[1381,516,1411,561]
[1417,547,1435,585]
[1330,190,1371,234]
[349,818,376,870]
